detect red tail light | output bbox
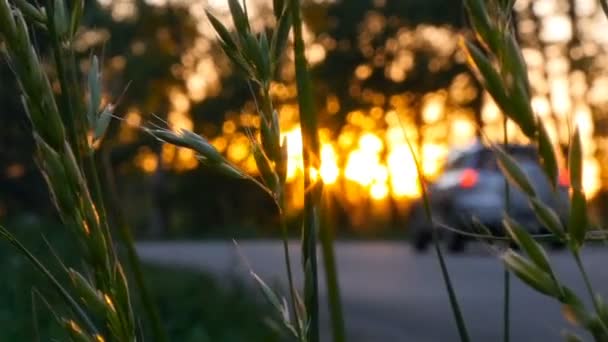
[558,169,570,187]
[460,168,479,188]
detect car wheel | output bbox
[447,232,466,253]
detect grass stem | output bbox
[290,0,322,340]
[503,268,510,342]
[573,252,608,332]
[102,150,168,342]
[502,95,511,342]
[399,117,470,342]
[320,196,346,342]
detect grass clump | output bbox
[462,0,608,340]
[0,218,279,341]
[1,0,607,341]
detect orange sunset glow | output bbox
[113,0,608,206]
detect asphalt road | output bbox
[136,241,608,341]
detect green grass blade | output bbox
[502,250,561,298]
[503,268,510,342]
[397,118,470,342]
[569,189,588,252]
[537,118,558,189]
[568,127,583,192]
[279,219,303,338]
[502,110,511,342]
[503,217,553,274]
[101,151,168,342]
[289,0,323,341]
[0,226,99,335]
[493,144,536,198]
[320,196,346,342]
[45,0,82,159]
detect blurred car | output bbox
[408,141,570,252]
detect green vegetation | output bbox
[0,217,279,341]
[1,0,608,341]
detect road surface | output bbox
[136,241,608,341]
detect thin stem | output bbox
[573,252,606,327]
[290,0,321,340]
[279,217,302,337]
[320,195,346,342]
[260,76,303,337]
[398,116,470,342]
[431,230,470,342]
[503,268,510,342]
[436,222,558,241]
[502,96,511,342]
[102,150,168,342]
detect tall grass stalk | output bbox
[399,118,470,342]
[289,0,321,340]
[178,0,339,339]
[102,151,168,342]
[464,0,608,339]
[0,1,166,340]
[289,1,346,340]
[320,195,346,342]
[0,226,99,335]
[206,1,346,339]
[502,76,511,342]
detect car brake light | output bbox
[558,169,570,187]
[460,168,478,188]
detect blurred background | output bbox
[2,0,608,238]
[3,0,608,340]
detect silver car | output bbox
[408,142,570,252]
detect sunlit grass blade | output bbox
[506,80,536,138]
[271,3,291,70]
[289,0,323,340]
[462,0,494,47]
[530,198,565,239]
[503,216,553,275]
[502,250,561,298]
[462,40,511,115]
[501,32,531,98]
[568,127,583,192]
[206,11,237,51]
[537,118,558,189]
[569,189,588,252]
[63,318,96,342]
[493,144,536,197]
